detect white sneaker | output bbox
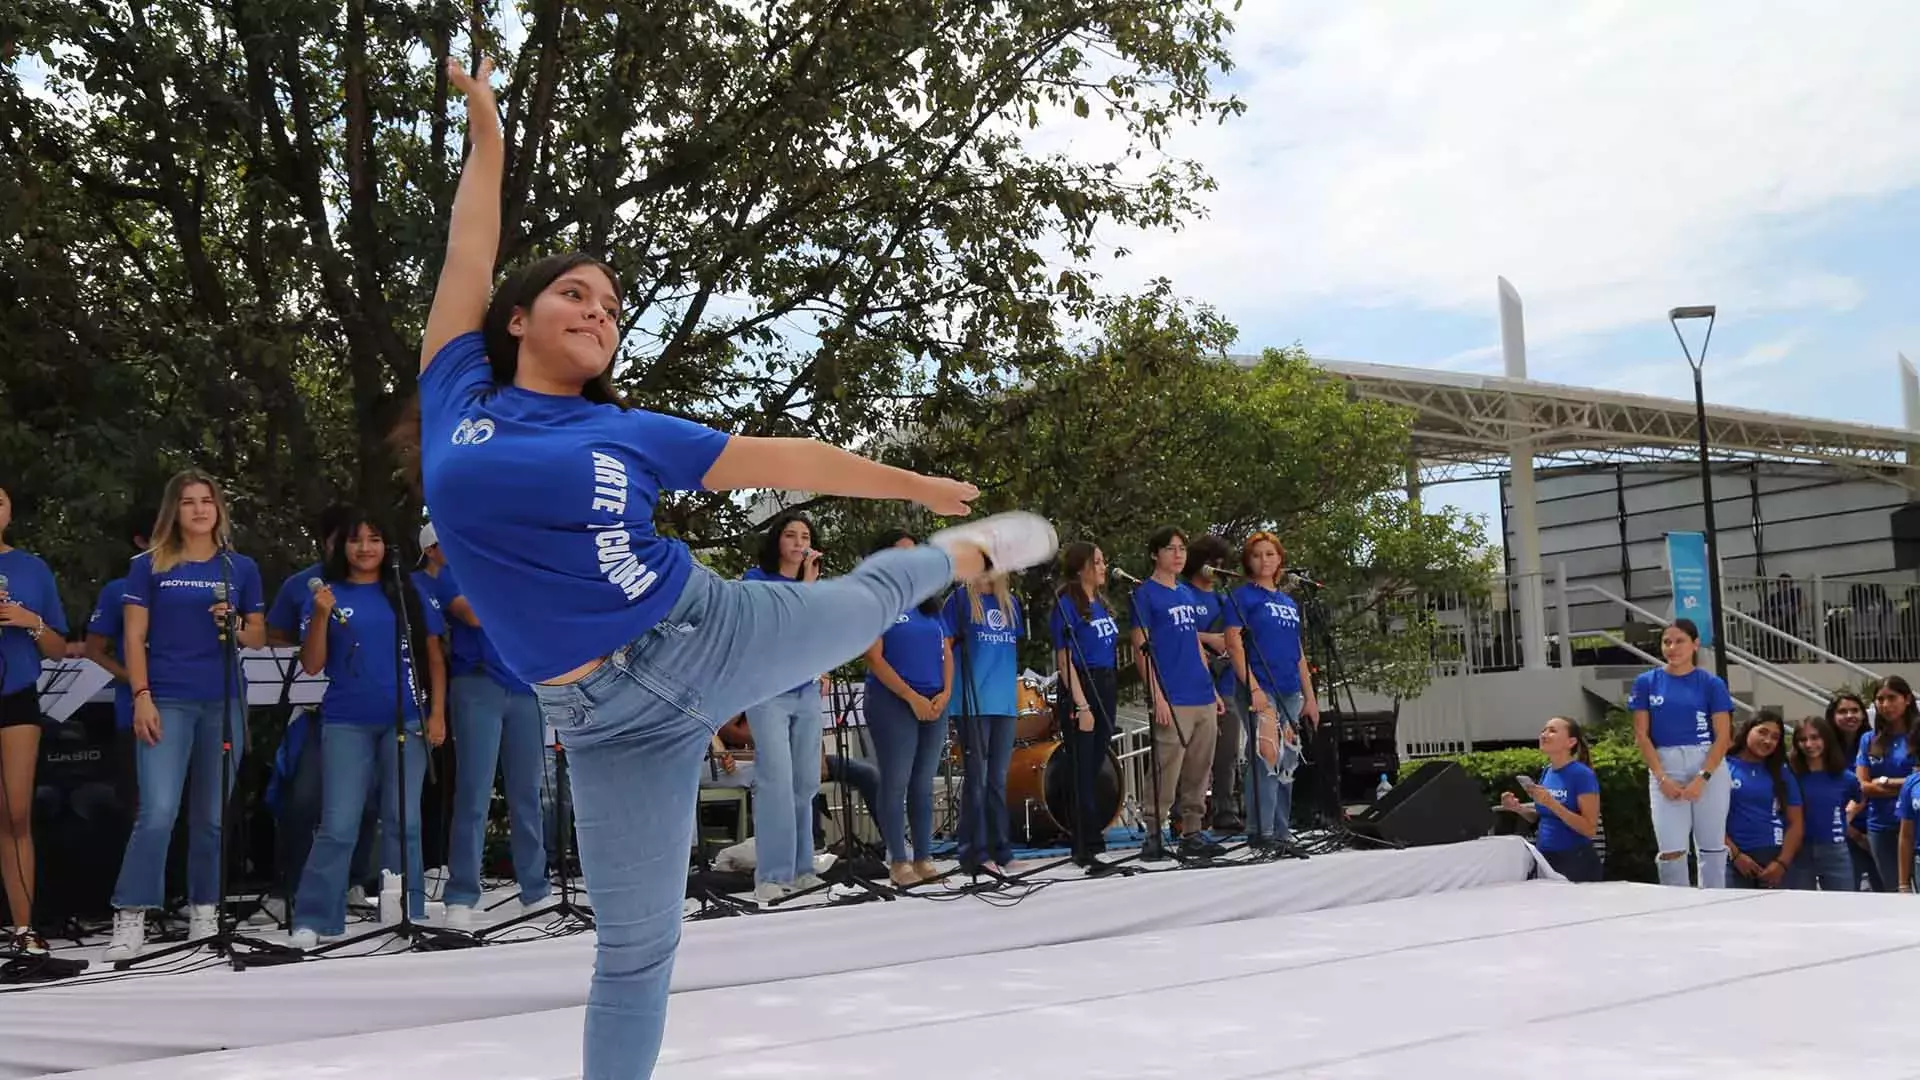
[792,873,826,891]
[345,885,372,911]
[103,909,147,961]
[288,927,319,950]
[187,904,219,940]
[752,881,790,905]
[443,904,476,931]
[931,512,1059,574]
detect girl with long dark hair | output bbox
[105,469,267,959]
[1050,542,1121,866]
[1826,691,1874,889]
[1630,618,1735,887]
[740,511,828,901]
[1857,676,1916,891]
[1224,531,1318,852]
[412,60,1055,1079]
[860,531,952,886]
[1788,714,1861,891]
[1500,717,1602,882]
[1723,712,1803,889]
[945,571,1023,875]
[288,513,449,947]
[1181,532,1237,845]
[0,486,68,955]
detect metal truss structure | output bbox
[1303,358,1920,492]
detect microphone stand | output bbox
[1293,577,1392,854]
[118,552,304,971]
[770,678,898,906]
[478,732,595,937]
[315,553,476,954]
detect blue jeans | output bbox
[1542,844,1603,882]
[744,683,824,885]
[112,698,243,910]
[863,681,951,863]
[956,714,1016,867]
[1725,844,1784,889]
[1788,840,1854,891]
[292,723,427,933]
[1245,693,1304,842]
[818,753,882,846]
[1867,828,1909,893]
[447,674,550,907]
[529,545,954,1080]
[276,709,380,903]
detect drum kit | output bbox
[953,672,1123,844]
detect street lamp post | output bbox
[1670,305,1727,680]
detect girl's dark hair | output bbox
[1057,541,1108,621]
[1183,534,1231,586]
[1790,714,1848,775]
[1146,525,1186,558]
[1870,674,1916,758]
[1668,618,1700,642]
[323,510,436,705]
[1733,712,1790,812]
[755,512,816,577]
[1825,691,1870,757]
[392,252,626,493]
[1551,716,1592,767]
[866,529,942,615]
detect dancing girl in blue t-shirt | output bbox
[413,59,1057,1080]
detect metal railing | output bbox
[1568,582,1815,712]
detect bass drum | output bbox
[1005,738,1121,844]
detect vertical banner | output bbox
[1665,531,1715,646]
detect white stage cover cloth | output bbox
[4,839,1537,1078]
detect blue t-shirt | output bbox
[267,562,324,640]
[744,566,813,695]
[0,549,65,697]
[1532,760,1600,854]
[943,589,1022,718]
[417,566,485,678]
[1129,579,1214,708]
[1227,582,1304,697]
[301,579,448,727]
[124,551,265,701]
[1048,596,1119,671]
[1896,774,1920,850]
[419,332,732,684]
[1629,667,1734,747]
[1856,733,1914,834]
[870,608,947,697]
[86,577,133,730]
[1187,586,1235,698]
[1725,756,1802,852]
[1795,769,1861,847]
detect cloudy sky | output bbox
[1052,0,1920,537]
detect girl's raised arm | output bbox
[421,57,504,372]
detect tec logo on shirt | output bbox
[1166,604,1199,628]
[1089,616,1118,639]
[1648,694,1665,707]
[450,418,496,446]
[986,607,1009,632]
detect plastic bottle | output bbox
[379,870,402,925]
[1375,772,1393,801]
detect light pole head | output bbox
[1669,305,1717,321]
[1669,305,1717,370]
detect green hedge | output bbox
[1399,742,1656,882]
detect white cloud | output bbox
[1054,0,1920,348]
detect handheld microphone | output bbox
[1109,566,1142,586]
[0,573,9,601]
[308,578,349,624]
[212,581,230,642]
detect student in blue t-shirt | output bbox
[1049,541,1121,867]
[1224,531,1319,852]
[1895,759,1920,894]
[1788,714,1862,891]
[1630,619,1735,888]
[944,572,1023,875]
[1127,526,1225,863]
[287,511,448,948]
[861,531,954,887]
[105,469,268,961]
[1181,533,1239,841]
[739,511,830,901]
[265,504,354,649]
[1723,712,1803,889]
[1859,675,1917,891]
[0,485,71,955]
[1501,717,1603,882]
[419,523,552,928]
[409,61,1056,1080]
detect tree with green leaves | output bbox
[1,0,1243,627]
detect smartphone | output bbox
[1514,774,1536,790]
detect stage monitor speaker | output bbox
[1348,759,1491,848]
[34,703,131,927]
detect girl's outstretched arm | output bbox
[422,56,504,372]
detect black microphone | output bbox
[308,578,349,624]
[1205,564,1246,579]
[212,581,230,643]
[1109,566,1141,586]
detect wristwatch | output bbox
[1699,768,1714,779]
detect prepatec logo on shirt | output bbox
[451,418,496,446]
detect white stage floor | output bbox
[12,838,1915,1079]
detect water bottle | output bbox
[1375,772,1393,801]
[379,869,403,925]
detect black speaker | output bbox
[33,703,131,927]
[1348,760,1492,848]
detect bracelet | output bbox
[133,688,152,700]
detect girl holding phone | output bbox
[1501,717,1602,882]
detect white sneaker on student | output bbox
[103,909,147,961]
[792,873,826,891]
[931,512,1058,574]
[187,904,219,941]
[753,881,790,906]
[288,927,319,951]
[443,904,476,931]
